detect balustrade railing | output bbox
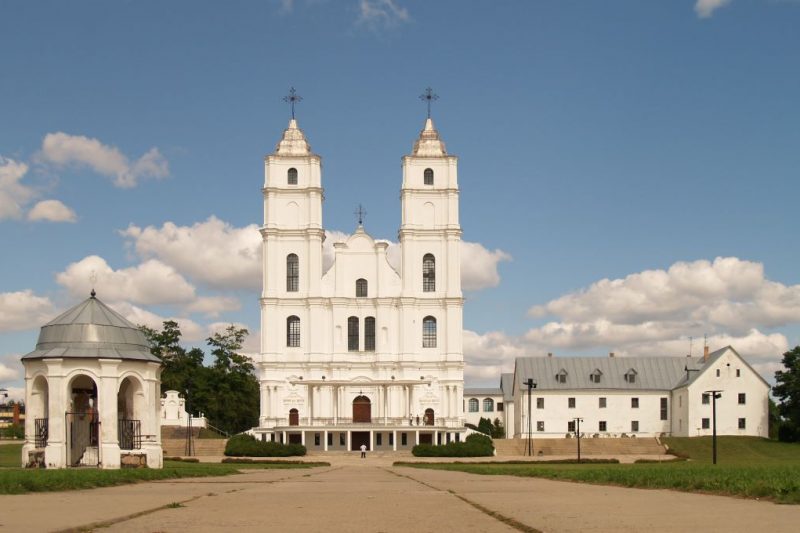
[260,416,464,429]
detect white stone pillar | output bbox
[392,430,397,451]
[369,430,374,451]
[301,431,305,446]
[415,430,419,445]
[333,386,338,424]
[323,430,328,451]
[383,385,388,425]
[99,359,121,469]
[346,430,351,452]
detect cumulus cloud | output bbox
[0,290,56,332]
[184,296,242,317]
[461,243,512,291]
[0,157,35,220]
[357,0,410,29]
[0,354,21,381]
[39,132,169,188]
[110,301,207,343]
[695,0,732,18]
[27,199,77,223]
[465,257,797,384]
[121,217,262,290]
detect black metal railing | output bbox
[35,418,48,448]
[118,419,142,450]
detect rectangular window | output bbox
[401,433,407,446]
[631,420,639,432]
[702,394,710,405]
[631,397,639,409]
[497,402,504,412]
[455,433,461,442]
[739,418,746,429]
[422,318,437,348]
[376,433,382,446]
[736,369,741,377]
[314,433,320,446]
[702,418,710,429]
[536,397,544,409]
[660,397,668,421]
[389,433,394,446]
[348,317,359,351]
[599,421,607,432]
[567,421,576,433]
[327,433,333,446]
[716,369,720,377]
[568,397,576,409]
[599,397,607,408]
[738,393,746,405]
[537,421,545,432]
[339,433,346,446]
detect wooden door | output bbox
[424,408,435,426]
[353,396,371,423]
[289,408,299,426]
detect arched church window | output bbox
[423,254,435,292]
[356,278,368,297]
[287,167,298,185]
[348,316,359,351]
[468,398,479,412]
[286,254,299,292]
[364,317,375,351]
[287,316,300,347]
[422,316,437,348]
[424,168,434,185]
[483,398,494,412]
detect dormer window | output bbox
[287,168,298,185]
[556,369,567,384]
[424,168,434,185]
[624,369,637,384]
[590,369,602,384]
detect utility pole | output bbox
[573,417,584,463]
[525,378,536,456]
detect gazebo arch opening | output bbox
[353,395,371,423]
[67,374,99,467]
[30,375,49,448]
[118,376,145,450]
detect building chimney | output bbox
[703,345,710,362]
[609,352,615,358]
[547,352,553,358]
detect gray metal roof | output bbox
[500,373,514,402]
[21,293,159,363]
[514,355,704,392]
[464,387,503,396]
[676,346,770,388]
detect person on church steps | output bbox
[360,443,367,459]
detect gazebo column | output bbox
[99,359,121,469]
[142,365,163,468]
[44,361,66,468]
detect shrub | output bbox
[412,433,494,457]
[224,434,306,457]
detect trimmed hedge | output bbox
[224,434,306,457]
[412,433,494,457]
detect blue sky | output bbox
[1,0,799,393]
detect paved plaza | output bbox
[2,457,799,532]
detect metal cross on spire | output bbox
[283,87,303,119]
[419,87,439,118]
[354,204,367,226]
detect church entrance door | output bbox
[352,396,371,423]
[351,431,370,451]
[418,433,433,445]
[289,408,299,426]
[424,408,435,426]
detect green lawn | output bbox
[400,437,800,504]
[0,443,326,495]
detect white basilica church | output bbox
[253,113,465,451]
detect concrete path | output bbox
[2,459,799,532]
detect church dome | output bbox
[21,292,159,362]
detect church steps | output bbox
[495,437,665,456]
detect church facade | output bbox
[254,116,465,450]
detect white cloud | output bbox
[121,217,262,290]
[357,0,409,29]
[27,199,77,223]
[110,301,206,343]
[0,290,55,332]
[56,255,197,306]
[461,242,512,291]
[0,354,21,381]
[695,0,732,18]
[0,157,35,220]
[39,132,169,188]
[184,296,242,317]
[0,386,24,403]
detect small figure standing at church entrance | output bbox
[360,443,367,459]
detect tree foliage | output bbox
[141,321,259,435]
[774,346,800,442]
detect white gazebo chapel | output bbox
[21,291,163,469]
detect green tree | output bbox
[205,325,259,435]
[477,417,494,436]
[491,417,506,439]
[774,346,800,442]
[140,321,205,395]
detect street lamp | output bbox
[525,378,537,456]
[704,390,722,465]
[573,417,584,463]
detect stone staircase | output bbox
[160,426,227,457]
[493,437,665,457]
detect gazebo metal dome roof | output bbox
[21,291,159,363]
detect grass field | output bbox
[401,437,800,504]
[0,443,326,495]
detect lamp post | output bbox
[704,390,722,465]
[0,388,7,440]
[573,417,584,463]
[184,381,194,457]
[525,378,536,456]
